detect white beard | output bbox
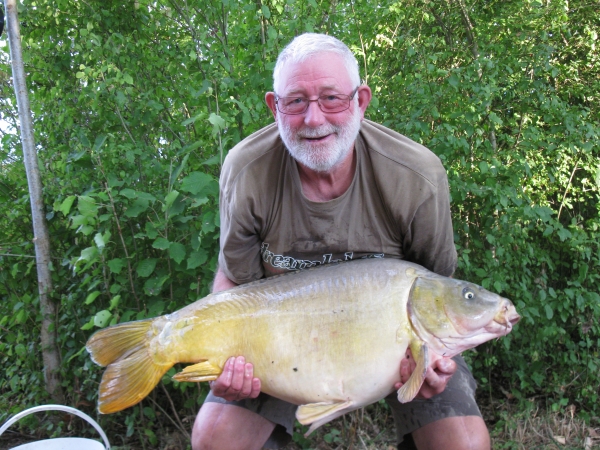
[278,107,362,173]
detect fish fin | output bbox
[86,318,154,367]
[97,349,171,414]
[396,341,429,403]
[296,400,353,435]
[172,361,222,382]
[86,319,171,414]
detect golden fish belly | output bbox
[161,259,417,406]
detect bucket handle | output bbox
[0,405,110,449]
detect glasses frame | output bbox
[275,87,360,115]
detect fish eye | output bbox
[462,288,475,300]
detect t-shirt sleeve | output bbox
[360,121,457,277]
[402,171,457,277]
[217,174,266,285]
[216,124,282,284]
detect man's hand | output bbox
[394,350,457,399]
[210,356,261,401]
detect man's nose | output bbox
[303,100,326,127]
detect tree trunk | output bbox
[5,0,65,404]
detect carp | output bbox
[86,258,519,433]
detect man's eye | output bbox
[287,98,304,105]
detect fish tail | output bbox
[86,319,171,414]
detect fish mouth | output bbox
[494,302,520,334]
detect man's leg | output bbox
[411,415,490,450]
[192,402,275,450]
[389,355,490,450]
[191,391,297,450]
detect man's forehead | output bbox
[277,52,352,94]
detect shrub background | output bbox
[0,0,598,445]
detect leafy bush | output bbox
[0,0,598,446]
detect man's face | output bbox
[268,53,366,173]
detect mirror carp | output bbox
[86,258,519,434]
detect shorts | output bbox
[203,355,482,449]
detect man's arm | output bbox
[212,266,239,293]
[209,267,262,401]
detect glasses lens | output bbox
[277,89,356,115]
[279,97,308,114]
[319,95,350,113]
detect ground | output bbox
[1,399,599,449]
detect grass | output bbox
[1,398,599,449]
[488,402,600,450]
[278,398,600,450]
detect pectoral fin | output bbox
[296,400,353,435]
[172,360,222,382]
[396,341,429,403]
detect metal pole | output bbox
[4,0,64,402]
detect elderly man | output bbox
[191,33,490,450]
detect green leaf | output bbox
[78,246,99,263]
[119,188,137,199]
[15,343,26,357]
[181,112,205,126]
[57,196,77,215]
[164,190,180,209]
[147,300,165,317]
[107,258,124,274]
[544,304,554,320]
[557,227,572,242]
[169,242,186,264]
[124,197,150,218]
[137,192,156,203]
[208,113,226,135]
[109,295,121,310]
[170,154,189,186]
[81,317,95,330]
[77,195,98,217]
[145,222,159,239]
[94,310,112,328]
[202,154,221,166]
[107,173,124,188]
[85,291,101,305]
[180,171,215,195]
[187,250,207,270]
[94,232,106,250]
[143,276,169,296]
[152,237,171,250]
[261,5,271,18]
[15,309,26,325]
[93,135,107,151]
[136,259,158,277]
[201,210,216,234]
[448,73,459,88]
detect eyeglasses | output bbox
[275,87,359,115]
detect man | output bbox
[191,33,490,450]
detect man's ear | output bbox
[265,92,278,121]
[357,85,372,119]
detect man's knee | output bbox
[411,416,490,450]
[191,402,275,450]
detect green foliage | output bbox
[1,0,599,446]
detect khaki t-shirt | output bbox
[218,119,457,284]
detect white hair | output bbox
[273,33,361,93]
